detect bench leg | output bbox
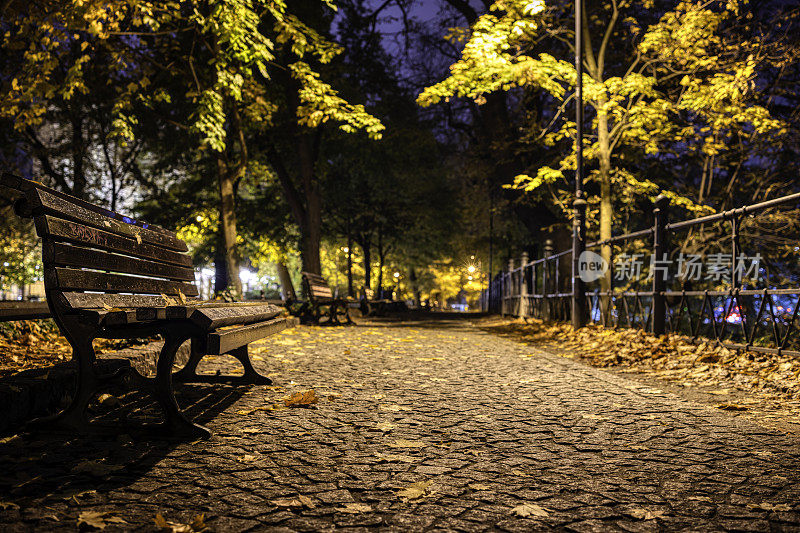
[149,333,211,441]
[174,340,271,386]
[172,337,205,383]
[27,337,112,434]
[228,345,272,385]
[331,303,353,325]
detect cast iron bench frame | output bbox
[301,271,352,325]
[2,172,298,440]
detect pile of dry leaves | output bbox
[0,320,148,378]
[482,317,800,419]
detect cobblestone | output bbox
[1,317,800,531]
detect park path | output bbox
[1,316,800,532]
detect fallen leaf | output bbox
[510,503,549,518]
[271,498,304,507]
[716,403,748,411]
[375,453,417,463]
[298,495,316,509]
[284,390,319,407]
[380,404,411,412]
[390,439,427,448]
[336,503,372,514]
[397,480,433,500]
[748,502,792,512]
[96,394,120,408]
[78,511,127,530]
[629,508,665,520]
[71,460,119,477]
[154,512,207,532]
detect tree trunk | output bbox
[297,127,323,274]
[410,268,420,307]
[214,247,228,296]
[216,157,242,298]
[276,262,296,301]
[377,229,384,297]
[347,232,354,297]
[597,103,613,292]
[362,241,371,294]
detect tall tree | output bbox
[418,0,784,289]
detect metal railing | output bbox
[483,192,800,358]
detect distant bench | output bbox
[2,172,298,440]
[301,271,352,325]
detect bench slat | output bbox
[2,171,178,238]
[0,301,51,320]
[36,215,193,267]
[207,316,299,355]
[48,267,199,297]
[166,301,267,320]
[44,242,196,281]
[30,189,188,252]
[60,292,190,309]
[190,304,282,330]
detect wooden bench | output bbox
[358,287,393,317]
[0,301,51,321]
[301,272,352,325]
[2,172,298,440]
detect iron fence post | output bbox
[500,268,505,317]
[652,195,670,336]
[520,252,528,318]
[507,258,514,317]
[731,215,741,289]
[543,239,553,321]
[572,198,587,329]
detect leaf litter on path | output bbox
[397,480,434,500]
[510,503,549,518]
[77,511,127,530]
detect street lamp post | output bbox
[571,0,587,329]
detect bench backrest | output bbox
[3,172,199,311]
[302,272,333,301]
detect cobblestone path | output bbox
[2,317,800,532]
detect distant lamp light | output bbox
[393,272,400,279]
[195,215,203,223]
[467,265,476,274]
[468,275,473,281]
[343,247,349,253]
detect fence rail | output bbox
[481,192,800,359]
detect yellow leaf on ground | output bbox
[284,390,319,407]
[77,511,127,530]
[717,403,748,411]
[629,508,665,520]
[510,503,549,518]
[390,439,427,448]
[397,480,432,500]
[336,503,372,513]
[375,453,417,463]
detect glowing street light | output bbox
[467,265,476,274]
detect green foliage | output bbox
[419,0,785,224]
[1,0,384,152]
